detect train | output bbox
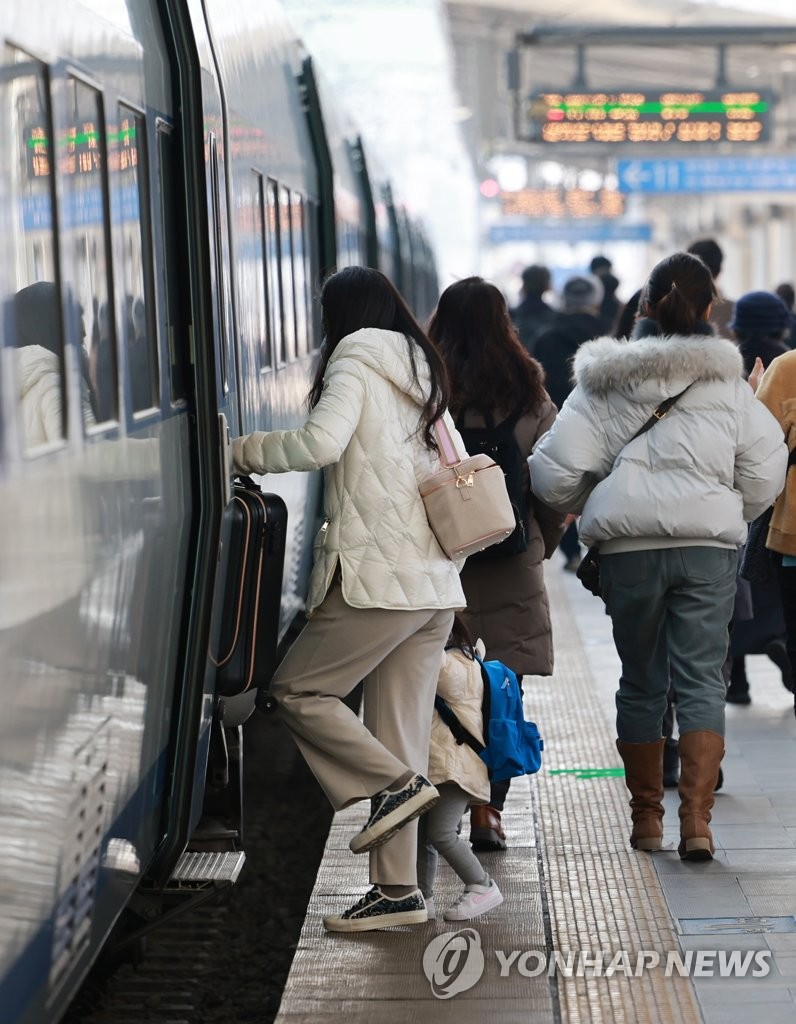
[0,2,439,1021]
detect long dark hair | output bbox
[640,253,716,336]
[427,276,547,417]
[445,612,475,659]
[309,266,448,451]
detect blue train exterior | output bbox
[0,2,439,1021]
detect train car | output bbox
[0,2,439,1021]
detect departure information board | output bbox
[524,89,772,145]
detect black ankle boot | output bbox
[726,657,751,705]
[663,739,680,787]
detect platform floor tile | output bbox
[561,562,796,1024]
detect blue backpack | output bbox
[434,656,543,782]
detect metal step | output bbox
[166,851,245,890]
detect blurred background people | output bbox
[510,264,554,355]
[687,238,734,337]
[774,283,796,349]
[590,254,621,335]
[725,290,794,704]
[533,274,605,571]
[614,288,643,340]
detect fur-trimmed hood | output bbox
[572,332,744,398]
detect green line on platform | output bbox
[549,767,625,778]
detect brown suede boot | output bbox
[678,730,724,861]
[616,738,666,851]
[470,805,507,851]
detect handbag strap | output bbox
[434,417,461,468]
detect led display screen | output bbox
[523,89,772,144]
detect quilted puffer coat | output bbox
[427,641,490,804]
[232,327,467,614]
[17,346,66,445]
[529,329,787,553]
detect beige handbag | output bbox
[419,417,515,560]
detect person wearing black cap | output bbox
[725,290,793,703]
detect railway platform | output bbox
[276,564,796,1024]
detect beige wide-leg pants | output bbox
[269,581,454,885]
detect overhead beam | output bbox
[516,25,796,48]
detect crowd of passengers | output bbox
[232,242,796,932]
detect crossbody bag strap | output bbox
[629,382,694,444]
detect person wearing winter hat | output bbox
[725,290,793,704]
[730,291,792,373]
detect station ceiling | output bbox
[444,0,796,170]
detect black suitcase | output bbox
[211,477,287,698]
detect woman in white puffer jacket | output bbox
[233,267,466,933]
[530,252,787,863]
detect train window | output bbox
[265,179,284,366]
[307,199,322,349]
[237,170,270,372]
[60,77,117,426]
[279,186,297,362]
[111,105,158,415]
[155,123,186,402]
[292,193,308,357]
[4,46,67,450]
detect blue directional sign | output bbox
[617,157,796,194]
[488,221,652,244]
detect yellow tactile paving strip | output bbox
[275,567,702,1023]
[534,569,702,1023]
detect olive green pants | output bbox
[600,546,737,743]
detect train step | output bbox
[166,851,245,890]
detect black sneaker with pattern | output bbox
[349,773,439,854]
[323,886,427,932]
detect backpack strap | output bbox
[434,696,485,754]
[457,404,524,433]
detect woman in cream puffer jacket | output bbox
[232,267,466,933]
[530,252,787,865]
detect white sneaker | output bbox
[443,880,503,921]
[425,897,436,921]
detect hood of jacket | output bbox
[572,330,744,402]
[328,327,431,408]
